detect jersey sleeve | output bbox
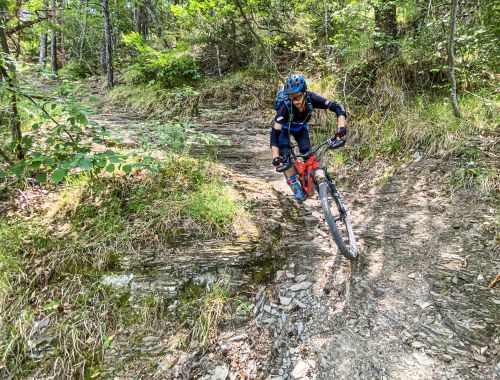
[309,92,347,117]
[274,102,290,125]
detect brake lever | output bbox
[328,138,346,149]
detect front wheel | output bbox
[318,180,358,260]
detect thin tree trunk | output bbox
[39,34,47,65]
[0,12,23,159]
[59,0,66,66]
[323,0,329,54]
[102,0,113,88]
[78,0,89,59]
[374,0,398,59]
[50,0,58,72]
[39,0,49,65]
[215,43,222,77]
[448,0,461,118]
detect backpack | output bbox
[273,90,314,126]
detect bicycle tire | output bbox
[318,180,358,260]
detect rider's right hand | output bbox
[272,157,282,167]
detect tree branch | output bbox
[233,0,284,82]
[7,16,52,36]
[4,86,78,144]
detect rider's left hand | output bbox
[272,157,282,167]
[336,126,347,138]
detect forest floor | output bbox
[92,102,498,379]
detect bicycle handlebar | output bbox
[275,137,346,173]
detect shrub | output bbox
[122,32,200,87]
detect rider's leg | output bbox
[295,127,312,156]
[279,130,305,200]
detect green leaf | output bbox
[76,113,88,125]
[32,123,40,131]
[89,95,98,103]
[12,163,26,177]
[43,300,60,311]
[97,159,107,168]
[102,335,115,350]
[79,159,92,171]
[105,164,115,173]
[51,169,67,184]
[0,171,7,179]
[37,172,47,183]
[110,156,123,164]
[122,164,132,174]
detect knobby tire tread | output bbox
[318,180,358,260]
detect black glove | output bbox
[272,157,282,167]
[336,127,347,138]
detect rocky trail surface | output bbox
[94,105,498,379]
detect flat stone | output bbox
[473,354,487,364]
[412,341,426,349]
[263,305,272,314]
[276,270,285,281]
[101,274,134,287]
[294,299,307,309]
[211,364,229,380]
[280,296,293,306]
[297,322,304,335]
[290,282,312,292]
[414,299,432,309]
[290,360,310,379]
[442,354,453,362]
[408,272,418,279]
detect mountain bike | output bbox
[276,137,358,260]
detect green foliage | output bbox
[105,84,200,119]
[122,32,200,87]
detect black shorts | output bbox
[278,127,311,157]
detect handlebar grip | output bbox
[276,161,293,173]
[329,139,346,149]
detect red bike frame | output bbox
[290,155,320,197]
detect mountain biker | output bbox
[270,74,347,200]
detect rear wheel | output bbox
[318,180,358,260]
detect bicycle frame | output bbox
[280,138,345,199]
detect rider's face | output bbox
[289,91,305,109]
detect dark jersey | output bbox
[274,92,347,127]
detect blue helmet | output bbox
[283,74,307,95]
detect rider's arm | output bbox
[309,92,347,117]
[270,122,283,158]
[309,92,347,132]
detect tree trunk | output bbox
[39,0,49,66]
[59,0,66,66]
[78,0,89,59]
[448,0,461,118]
[50,0,58,72]
[100,40,107,73]
[215,43,222,78]
[0,11,23,159]
[102,0,113,88]
[323,0,329,54]
[374,0,398,59]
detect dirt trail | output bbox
[95,106,498,379]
